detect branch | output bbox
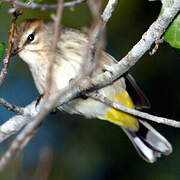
[0,11,20,87]
[16,0,64,167]
[81,0,103,76]
[1,0,86,10]
[33,147,53,180]
[0,101,38,143]
[0,97,23,115]
[1,0,64,170]
[90,92,180,128]
[46,0,64,95]
[102,0,118,23]
[0,0,64,171]
[81,0,118,76]
[54,0,180,107]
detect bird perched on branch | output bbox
[12,19,172,163]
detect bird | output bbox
[12,19,172,163]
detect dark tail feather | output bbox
[122,120,172,163]
[125,73,151,109]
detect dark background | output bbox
[0,0,180,179]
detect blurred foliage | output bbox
[0,42,5,61]
[19,0,43,2]
[33,0,42,2]
[0,0,180,180]
[19,0,29,2]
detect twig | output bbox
[0,11,20,87]
[102,0,119,23]
[0,101,38,143]
[0,0,86,10]
[0,98,23,115]
[0,0,64,171]
[90,92,180,128]
[89,0,180,88]
[18,125,39,151]
[81,0,103,76]
[0,119,41,171]
[46,0,64,95]
[149,37,164,55]
[87,0,101,20]
[81,0,118,76]
[33,147,53,180]
[16,1,64,167]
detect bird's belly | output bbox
[64,97,110,119]
[61,78,138,131]
[60,78,124,118]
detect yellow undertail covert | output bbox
[104,90,139,131]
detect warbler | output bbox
[12,19,172,163]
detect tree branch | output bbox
[0,97,23,115]
[0,101,38,143]
[0,11,20,87]
[90,92,180,128]
[102,0,118,23]
[54,0,180,108]
[46,0,64,95]
[0,0,86,10]
[81,0,103,76]
[81,0,118,76]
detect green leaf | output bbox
[150,0,180,52]
[0,42,5,61]
[164,15,180,51]
[164,15,180,48]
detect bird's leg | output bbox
[36,94,45,107]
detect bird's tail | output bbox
[122,120,172,163]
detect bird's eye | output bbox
[27,34,34,41]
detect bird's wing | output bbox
[96,52,150,109]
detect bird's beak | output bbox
[10,47,22,57]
